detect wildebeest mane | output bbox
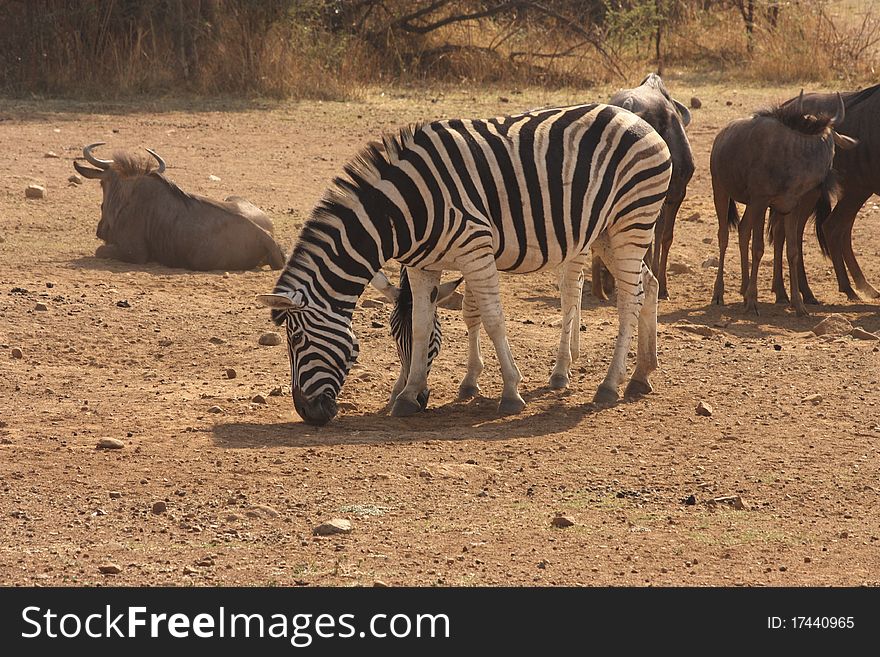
[754,103,833,135]
[110,150,195,205]
[844,83,880,110]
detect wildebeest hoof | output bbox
[743,299,759,316]
[804,295,820,305]
[624,378,652,398]
[593,384,619,406]
[711,293,724,305]
[391,397,422,418]
[658,290,670,301]
[498,395,526,415]
[417,389,430,411]
[774,294,789,304]
[548,373,570,390]
[457,383,480,400]
[793,305,809,318]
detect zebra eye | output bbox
[289,331,304,346]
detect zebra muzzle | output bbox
[293,388,338,426]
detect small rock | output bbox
[25,184,46,199]
[850,327,879,341]
[225,368,237,379]
[196,557,215,567]
[373,580,389,587]
[251,394,267,404]
[44,151,60,158]
[499,96,510,103]
[98,563,122,574]
[68,174,83,185]
[701,256,719,268]
[682,494,697,506]
[708,495,747,510]
[96,438,125,450]
[337,401,358,412]
[690,96,702,109]
[673,322,716,337]
[208,405,224,413]
[108,491,122,499]
[802,393,822,404]
[268,386,284,397]
[811,314,853,337]
[151,500,167,514]
[245,504,280,519]
[667,262,693,275]
[11,347,23,359]
[208,175,221,182]
[158,338,173,347]
[183,566,199,575]
[116,299,130,308]
[313,519,352,535]
[551,514,575,528]
[371,320,384,329]
[34,302,48,311]
[208,336,225,345]
[695,401,713,417]
[258,332,282,346]
[725,100,733,106]
[360,299,385,308]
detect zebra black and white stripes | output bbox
[257,102,672,424]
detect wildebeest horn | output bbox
[83,142,112,169]
[831,92,846,126]
[794,89,804,115]
[145,148,166,174]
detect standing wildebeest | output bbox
[710,94,856,316]
[257,103,671,425]
[592,73,695,301]
[772,84,880,301]
[74,143,286,271]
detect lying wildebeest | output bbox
[772,83,880,301]
[74,143,286,271]
[592,73,695,301]
[710,93,856,316]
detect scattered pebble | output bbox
[696,401,713,416]
[208,336,226,345]
[11,347,23,359]
[850,327,879,341]
[44,151,60,158]
[152,500,167,514]
[68,174,83,185]
[371,320,385,329]
[373,580,389,587]
[258,332,282,346]
[225,368,237,379]
[208,405,224,413]
[682,494,697,506]
[701,256,719,268]
[707,495,747,510]
[313,519,352,535]
[96,438,125,450]
[158,338,173,347]
[116,299,131,308]
[811,314,853,337]
[802,393,822,404]
[360,299,385,308]
[251,394,267,404]
[208,175,221,182]
[98,563,122,574]
[268,386,284,397]
[667,262,693,275]
[245,504,280,519]
[34,302,48,311]
[108,491,122,499]
[690,96,702,109]
[337,401,358,412]
[25,184,46,199]
[183,566,199,575]
[551,513,575,528]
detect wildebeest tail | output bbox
[814,170,839,257]
[726,198,739,230]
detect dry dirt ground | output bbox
[1,81,879,587]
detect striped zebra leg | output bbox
[550,254,588,390]
[390,268,442,418]
[624,260,659,398]
[590,229,649,405]
[456,238,525,415]
[457,286,484,400]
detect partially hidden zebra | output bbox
[257,103,672,425]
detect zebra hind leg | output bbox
[624,261,658,398]
[549,255,586,390]
[457,286,484,400]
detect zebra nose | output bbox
[293,389,337,426]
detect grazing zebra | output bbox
[257,103,672,425]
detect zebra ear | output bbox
[621,97,635,112]
[369,271,400,302]
[672,99,691,127]
[436,277,464,310]
[255,291,306,310]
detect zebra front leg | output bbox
[550,255,586,390]
[390,268,442,418]
[458,286,484,399]
[625,261,658,398]
[389,366,407,406]
[458,243,524,415]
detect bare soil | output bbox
[1,82,878,587]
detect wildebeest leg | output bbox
[550,254,587,390]
[656,198,682,301]
[456,235,524,415]
[457,287,484,400]
[738,211,752,299]
[783,211,808,317]
[743,204,767,315]
[390,268,442,418]
[837,190,880,299]
[770,211,789,304]
[824,188,872,300]
[795,203,819,305]
[711,193,732,305]
[590,231,644,405]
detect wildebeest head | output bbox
[766,91,858,151]
[73,142,166,242]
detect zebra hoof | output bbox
[391,397,423,418]
[458,384,480,400]
[624,378,652,399]
[417,389,430,411]
[593,384,619,406]
[549,373,570,390]
[498,395,526,415]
